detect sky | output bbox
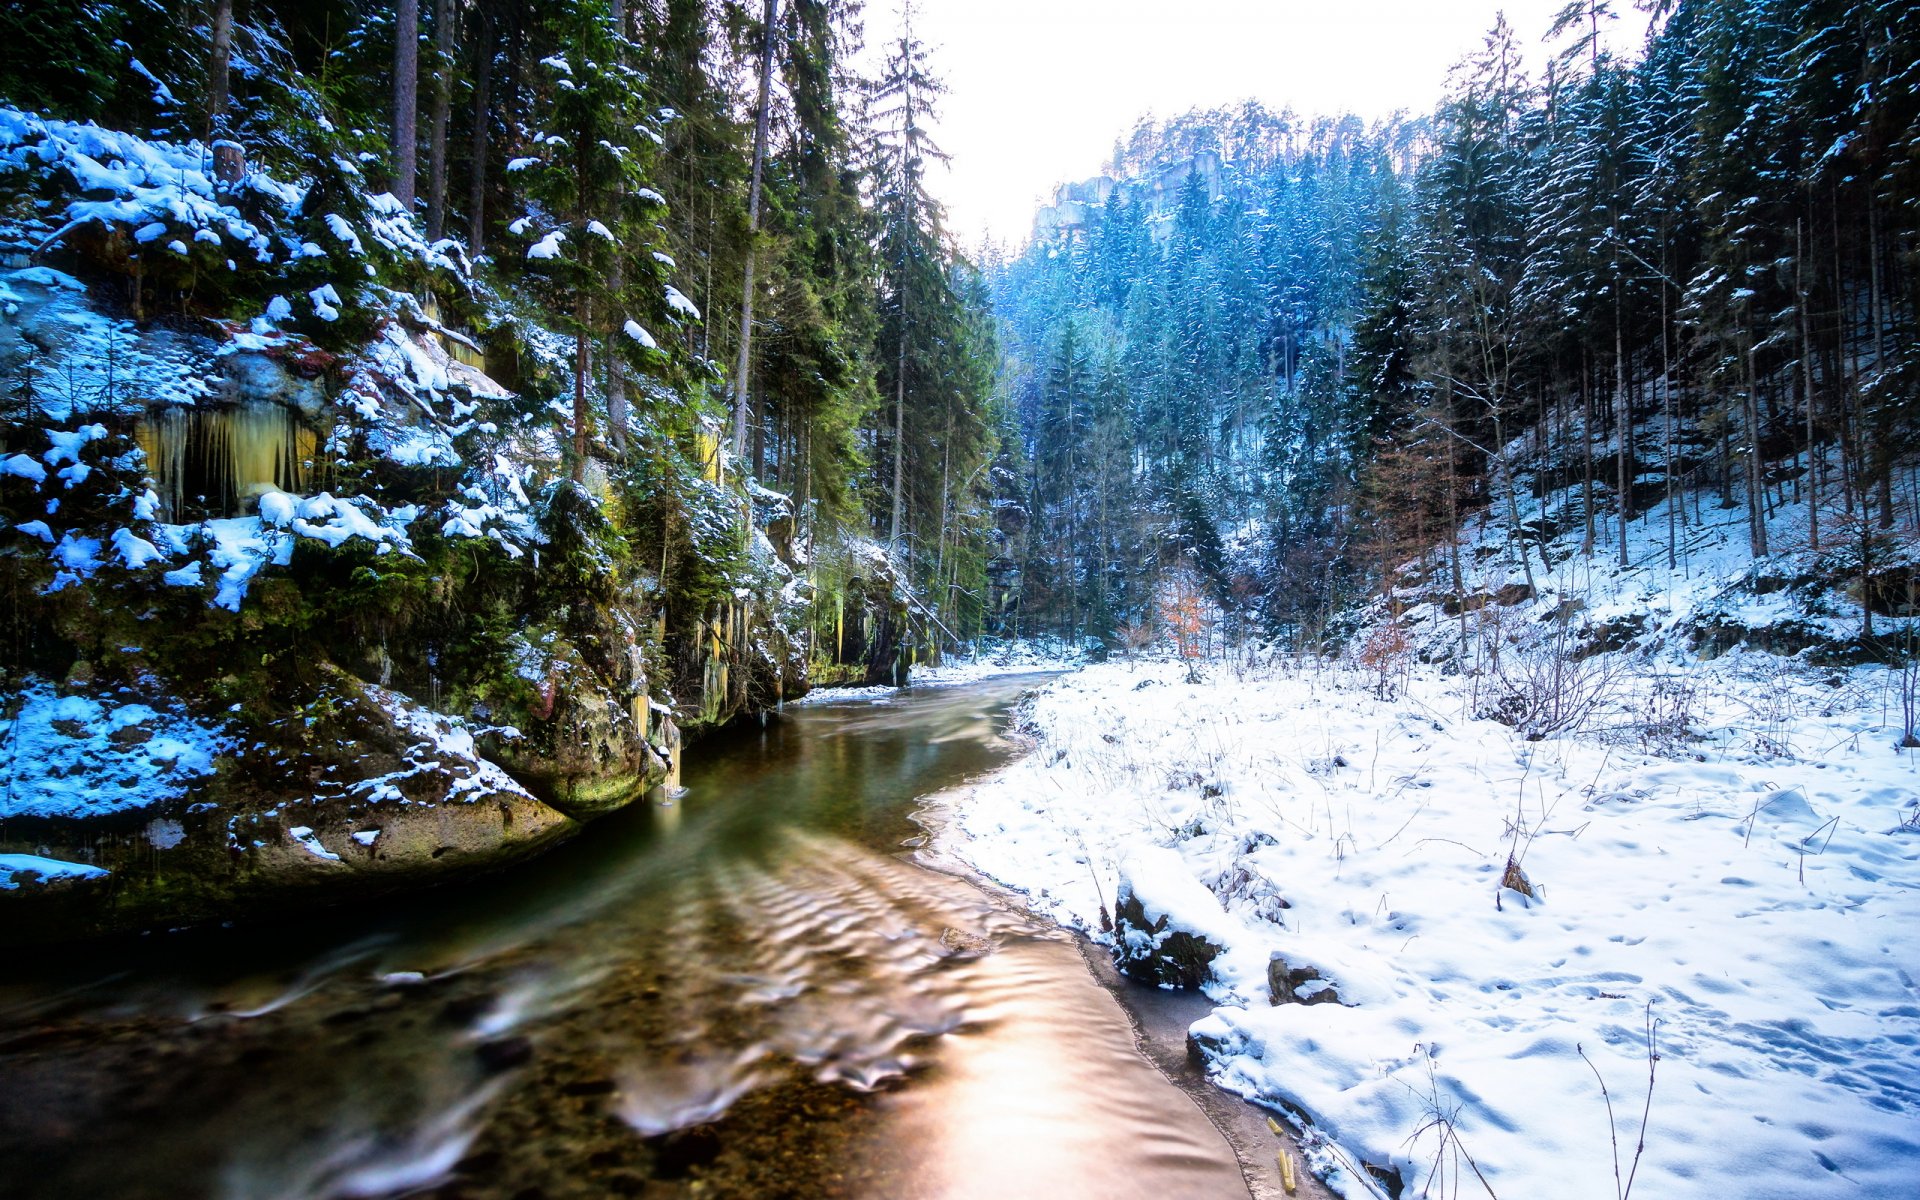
[863,0,1651,252]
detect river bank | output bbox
[932,652,1920,1200]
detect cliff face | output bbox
[0,111,812,943]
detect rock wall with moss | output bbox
[0,110,820,943]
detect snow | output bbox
[51,532,102,582]
[0,854,110,889]
[663,285,700,319]
[788,639,1082,707]
[0,677,230,820]
[126,58,174,104]
[324,213,365,254]
[358,685,537,806]
[257,489,299,528]
[941,642,1920,1200]
[309,283,342,321]
[43,424,106,467]
[622,319,657,350]
[4,453,47,482]
[527,230,565,261]
[203,517,278,609]
[287,825,341,862]
[0,272,213,418]
[111,526,164,569]
[0,109,290,272]
[285,492,413,551]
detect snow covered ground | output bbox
[938,650,1919,1198]
[942,651,1920,1198]
[786,638,1084,706]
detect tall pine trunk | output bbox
[1869,198,1893,528]
[891,307,907,553]
[208,0,234,135]
[393,0,419,210]
[425,0,454,240]
[731,0,780,463]
[1799,216,1819,552]
[1744,333,1769,557]
[465,6,494,257]
[604,0,629,454]
[1615,282,1630,567]
[573,306,590,484]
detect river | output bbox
[0,674,1292,1199]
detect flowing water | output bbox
[0,675,1262,1200]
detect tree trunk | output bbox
[935,400,952,631]
[891,312,907,554]
[888,28,914,560]
[1869,198,1893,528]
[730,0,780,464]
[466,5,494,257]
[1581,352,1595,554]
[208,0,234,136]
[573,312,591,484]
[393,0,419,210]
[1745,337,1768,557]
[1615,284,1630,568]
[425,0,454,241]
[604,0,629,454]
[1662,269,1677,569]
[1799,216,1819,553]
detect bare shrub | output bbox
[1732,658,1803,757]
[1358,620,1413,699]
[1636,670,1700,753]
[1482,637,1626,740]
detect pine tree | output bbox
[507,0,677,480]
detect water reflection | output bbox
[0,675,1248,1199]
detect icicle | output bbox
[133,407,192,519]
[135,402,316,519]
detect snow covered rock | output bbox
[1111,846,1232,989]
[0,668,585,946]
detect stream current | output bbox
[0,674,1259,1199]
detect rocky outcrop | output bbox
[0,667,625,945]
[0,113,809,946]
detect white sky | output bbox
[863,1,1650,252]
